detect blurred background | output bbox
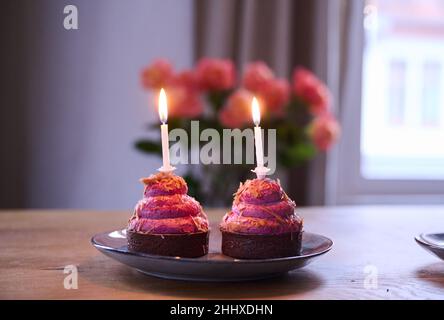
[2,0,444,210]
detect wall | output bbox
[19,0,194,209]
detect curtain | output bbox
[195,0,317,76]
[0,0,26,208]
[308,0,365,205]
[195,0,326,205]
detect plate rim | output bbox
[91,229,333,264]
[415,233,444,250]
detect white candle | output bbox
[254,125,264,168]
[160,123,171,169]
[251,97,270,179]
[158,88,175,173]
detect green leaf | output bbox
[206,90,231,112]
[134,140,162,154]
[279,142,316,167]
[183,172,203,200]
[294,142,316,160]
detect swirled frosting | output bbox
[220,178,302,235]
[128,172,209,234]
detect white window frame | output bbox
[323,0,444,205]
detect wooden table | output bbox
[1,206,444,299]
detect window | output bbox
[328,0,444,204]
[422,61,442,126]
[361,0,444,180]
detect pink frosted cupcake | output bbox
[220,178,303,259]
[127,172,209,257]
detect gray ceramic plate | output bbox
[415,233,444,260]
[91,229,333,281]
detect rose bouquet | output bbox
[136,58,340,205]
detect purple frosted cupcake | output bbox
[220,178,303,259]
[127,172,209,257]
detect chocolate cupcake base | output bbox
[127,230,209,258]
[221,230,302,259]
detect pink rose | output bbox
[308,114,340,151]
[166,70,203,118]
[171,70,200,91]
[218,89,254,128]
[293,67,331,116]
[258,78,290,117]
[242,61,274,93]
[196,58,236,91]
[141,59,174,89]
[165,85,204,119]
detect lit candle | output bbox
[158,88,175,173]
[251,97,270,179]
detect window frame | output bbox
[325,0,444,205]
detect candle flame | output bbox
[252,97,261,126]
[158,88,168,124]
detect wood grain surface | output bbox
[1,206,444,299]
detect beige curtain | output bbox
[195,0,317,76]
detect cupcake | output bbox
[220,178,303,259]
[127,172,209,257]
